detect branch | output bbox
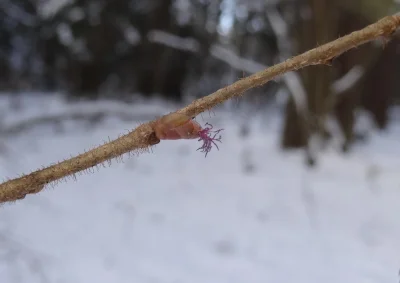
[265,6,308,113]
[148,29,267,74]
[1,14,399,204]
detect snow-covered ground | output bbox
[0,94,400,283]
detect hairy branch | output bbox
[0,14,399,204]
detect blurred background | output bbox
[1,0,400,282]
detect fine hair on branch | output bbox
[0,14,399,204]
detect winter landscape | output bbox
[0,94,399,283]
[1,0,400,282]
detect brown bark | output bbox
[281,0,337,165]
[0,14,399,203]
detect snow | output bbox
[57,23,74,47]
[68,7,85,22]
[148,30,200,52]
[55,23,90,59]
[146,29,268,74]
[38,0,75,19]
[266,8,288,38]
[218,0,236,35]
[172,0,192,26]
[265,7,308,113]
[210,45,266,73]
[123,26,141,46]
[1,94,400,283]
[0,0,37,26]
[332,66,365,94]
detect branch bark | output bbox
[1,14,399,204]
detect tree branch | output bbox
[0,14,399,204]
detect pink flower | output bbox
[197,123,223,157]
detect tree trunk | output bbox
[281,0,337,165]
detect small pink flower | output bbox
[153,113,223,157]
[197,123,224,157]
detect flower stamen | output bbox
[197,123,223,157]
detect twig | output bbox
[0,14,399,204]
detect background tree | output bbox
[280,0,399,164]
[0,0,399,166]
